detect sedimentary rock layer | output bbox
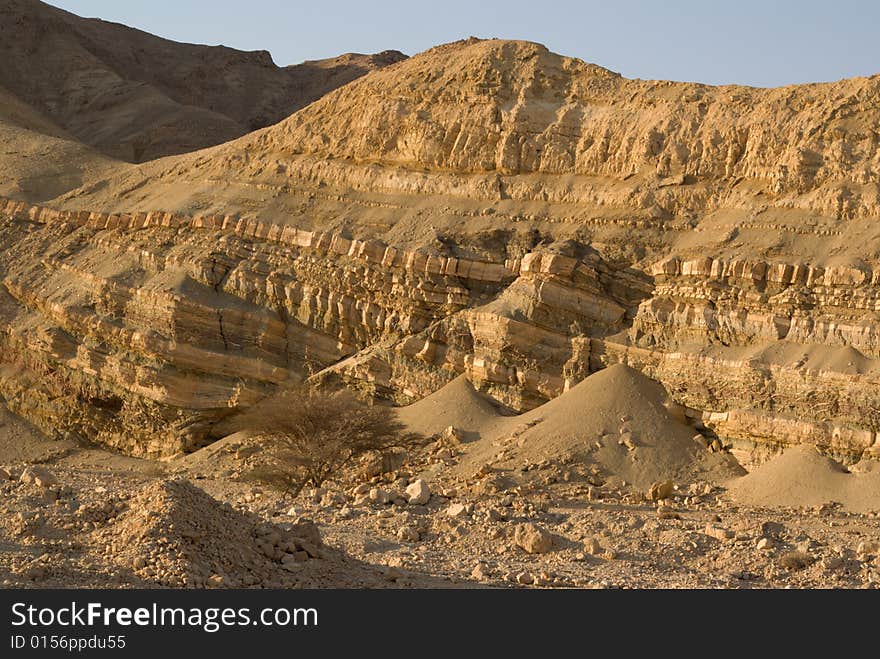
[2,196,879,467]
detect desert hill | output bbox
[0,82,122,199]
[0,0,406,162]
[53,37,880,265]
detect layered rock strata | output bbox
[4,197,879,466]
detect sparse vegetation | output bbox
[237,385,415,496]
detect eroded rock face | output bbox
[3,41,880,468]
[3,196,880,468]
[58,38,880,272]
[0,197,516,455]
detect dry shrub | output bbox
[236,386,415,496]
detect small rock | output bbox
[583,537,602,555]
[857,540,879,558]
[515,571,534,585]
[405,479,431,505]
[647,480,674,501]
[760,521,784,538]
[383,566,404,582]
[353,483,371,496]
[704,523,735,541]
[795,540,813,554]
[207,574,226,588]
[321,491,346,507]
[397,527,420,543]
[756,537,773,551]
[20,466,57,488]
[441,426,463,443]
[446,503,468,518]
[471,562,491,580]
[289,518,322,547]
[514,522,553,554]
[369,488,391,504]
[780,551,813,571]
[0,467,11,481]
[618,433,637,450]
[436,448,454,461]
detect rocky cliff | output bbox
[2,37,879,468]
[2,195,879,468]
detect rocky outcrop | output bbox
[0,196,516,455]
[4,195,880,466]
[636,256,880,355]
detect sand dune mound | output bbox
[727,444,880,513]
[108,479,324,588]
[515,364,744,488]
[396,374,508,440]
[454,364,744,489]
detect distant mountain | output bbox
[0,0,406,162]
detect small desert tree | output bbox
[237,385,412,497]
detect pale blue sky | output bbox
[49,0,880,87]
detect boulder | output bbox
[647,480,674,501]
[405,479,431,505]
[514,522,553,554]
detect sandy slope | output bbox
[728,444,880,513]
[398,364,744,489]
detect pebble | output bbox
[515,571,534,585]
[704,524,735,541]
